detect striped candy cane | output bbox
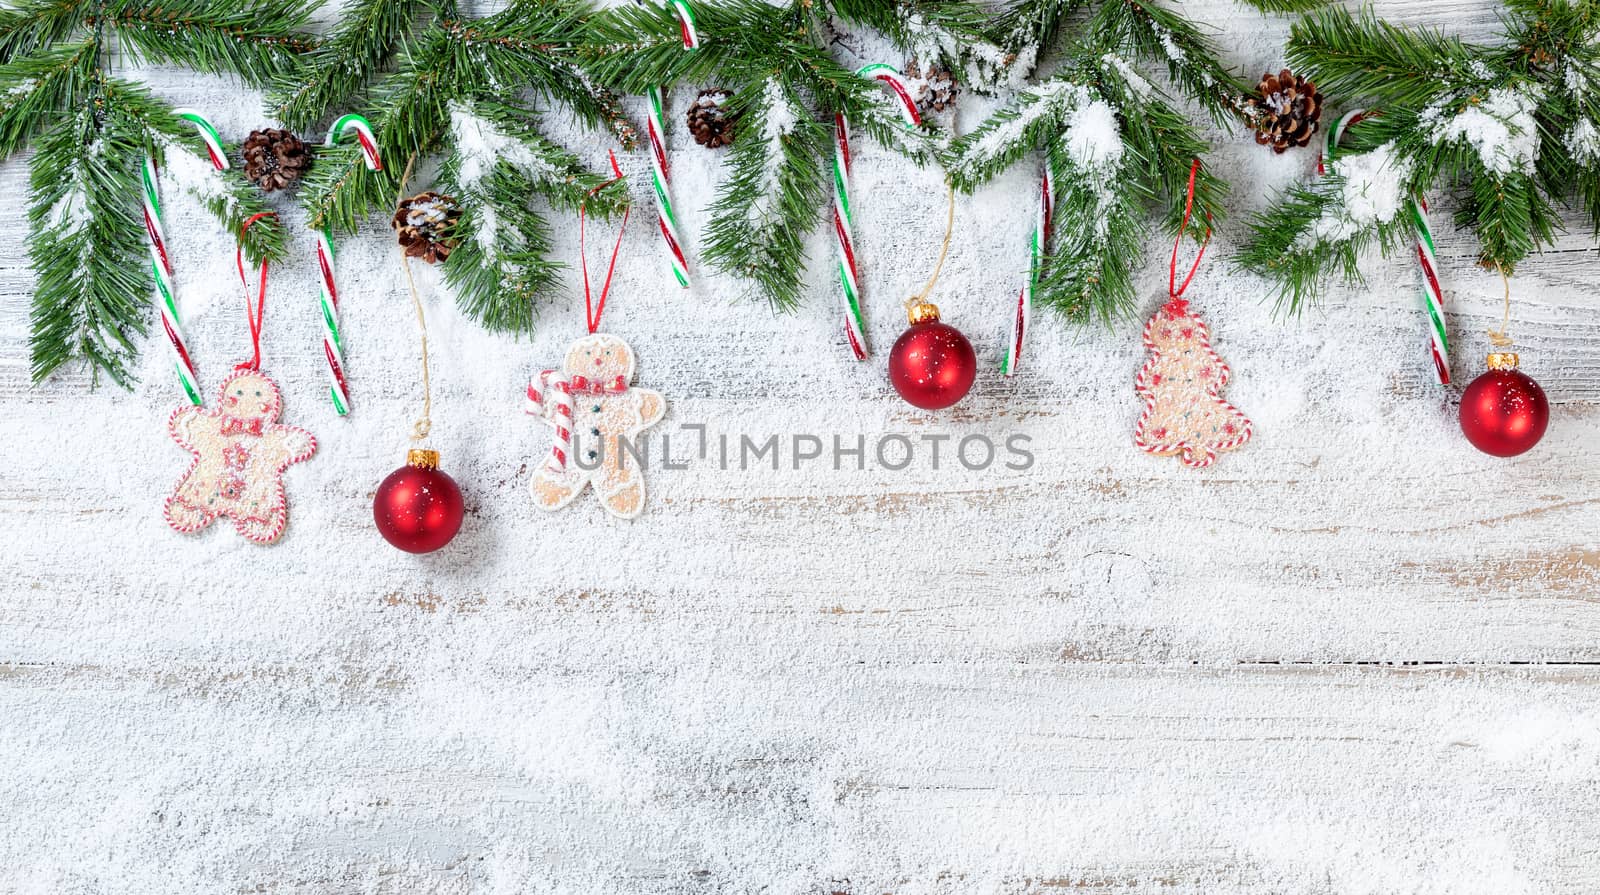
[526,371,575,470]
[831,64,922,360]
[171,107,229,171]
[667,0,699,49]
[1323,109,1449,384]
[327,113,382,170]
[315,113,383,415]
[141,157,200,404]
[142,109,230,404]
[315,228,351,415]
[640,2,697,287]
[646,89,689,288]
[1002,167,1053,376]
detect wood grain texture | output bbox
[2,2,1598,892]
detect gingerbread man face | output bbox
[563,333,636,384]
[1148,309,1202,353]
[218,371,283,422]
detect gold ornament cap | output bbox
[406,448,441,470]
[907,300,941,325]
[1486,352,1520,371]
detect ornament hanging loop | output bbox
[904,182,956,324]
[234,211,277,372]
[394,153,433,443]
[580,150,631,334]
[1167,158,1211,312]
[1487,263,1515,351]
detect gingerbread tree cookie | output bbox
[165,370,317,543]
[1133,298,1252,468]
[525,334,666,519]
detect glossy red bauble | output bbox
[888,303,976,410]
[374,449,464,553]
[1459,355,1548,457]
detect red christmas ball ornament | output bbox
[888,301,976,410]
[374,449,464,553]
[1459,352,1549,457]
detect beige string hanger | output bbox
[904,181,956,324]
[395,154,433,442]
[1488,263,1514,350]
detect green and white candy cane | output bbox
[1323,109,1450,384]
[317,113,383,415]
[1002,168,1053,377]
[831,64,922,359]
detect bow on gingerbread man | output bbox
[165,213,316,543]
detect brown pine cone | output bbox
[241,128,310,192]
[905,57,958,115]
[391,191,461,265]
[687,89,736,149]
[1246,68,1323,153]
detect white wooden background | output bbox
[3,2,1600,892]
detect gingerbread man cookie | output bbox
[525,334,665,519]
[165,369,317,543]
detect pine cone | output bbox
[1246,68,1323,154]
[241,128,310,192]
[391,191,461,265]
[905,57,958,115]
[687,89,736,149]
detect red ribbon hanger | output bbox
[579,150,631,334]
[233,212,278,371]
[1167,159,1212,314]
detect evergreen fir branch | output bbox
[848,92,942,166]
[300,142,395,235]
[98,75,288,266]
[0,0,93,65]
[946,75,1095,192]
[703,77,830,310]
[1035,115,1143,324]
[1092,0,1255,127]
[1234,151,1420,313]
[1286,7,1478,109]
[27,108,147,386]
[440,0,637,148]
[1460,169,1558,271]
[580,0,780,93]
[1235,0,1329,12]
[267,0,440,130]
[96,0,316,86]
[438,167,562,333]
[995,0,1087,56]
[1092,52,1226,237]
[449,98,629,218]
[824,0,1011,89]
[0,41,96,161]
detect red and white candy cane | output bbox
[1321,109,1450,384]
[317,113,383,415]
[143,109,230,404]
[641,2,697,287]
[1002,167,1053,376]
[832,64,921,360]
[526,371,575,470]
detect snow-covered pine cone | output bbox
[687,89,736,149]
[392,191,461,265]
[905,57,958,114]
[241,128,310,192]
[1247,68,1323,153]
